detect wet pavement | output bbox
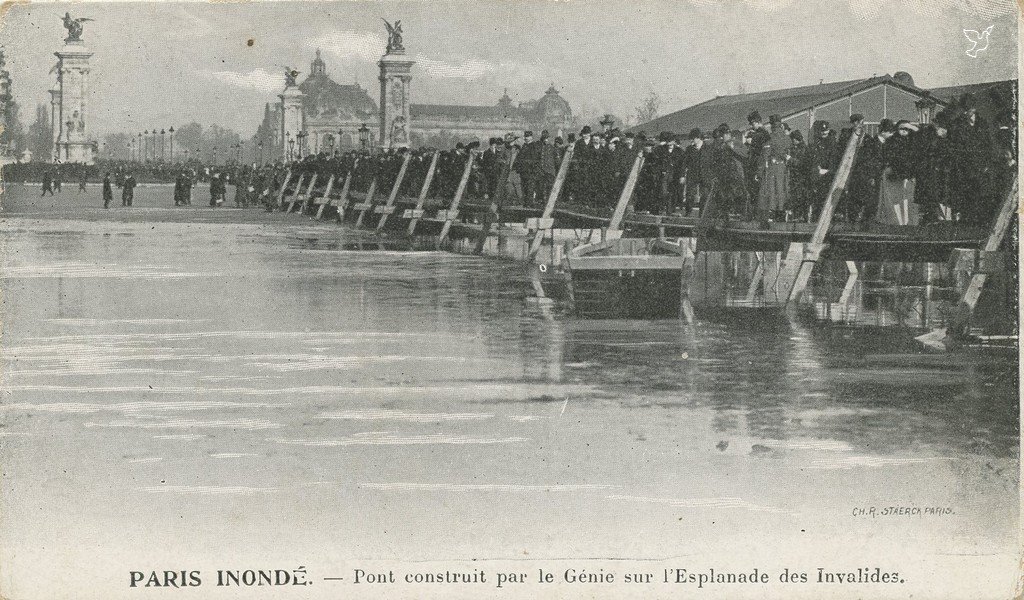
[0,184,1018,599]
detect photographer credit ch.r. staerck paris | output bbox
[0,1,1018,598]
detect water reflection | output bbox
[0,186,1016,595]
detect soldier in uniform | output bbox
[756,114,792,225]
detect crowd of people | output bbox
[10,90,1013,228]
[280,92,1015,229]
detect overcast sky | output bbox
[0,0,1017,137]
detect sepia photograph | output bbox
[0,1,1018,598]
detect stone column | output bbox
[49,88,62,162]
[378,51,414,149]
[54,39,94,164]
[279,84,304,161]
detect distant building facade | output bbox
[255,49,574,159]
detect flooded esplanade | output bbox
[0,1,1020,598]
[0,183,1017,598]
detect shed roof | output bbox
[633,75,935,135]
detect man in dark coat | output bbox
[787,130,812,221]
[478,137,503,200]
[102,172,113,209]
[949,94,995,224]
[681,128,712,216]
[612,132,641,203]
[41,170,54,196]
[567,126,594,204]
[173,172,184,206]
[707,123,747,220]
[743,110,770,202]
[842,115,885,224]
[914,111,955,224]
[121,173,136,207]
[515,131,541,206]
[537,130,559,204]
[649,131,683,214]
[807,120,839,220]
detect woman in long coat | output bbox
[914,112,956,224]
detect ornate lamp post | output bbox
[358,123,369,150]
[137,132,143,163]
[168,126,175,162]
[143,130,149,162]
[126,143,131,161]
[286,132,293,162]
[160,129,166,162]
[212,145,219,166]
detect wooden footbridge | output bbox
[272,133,1017,343]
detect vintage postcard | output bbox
[0,1,1019,598]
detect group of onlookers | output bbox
[633,93,1015,227]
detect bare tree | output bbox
[634,91,661,126]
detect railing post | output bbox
[527,143,575,261]
[608,151,645,232]
[289,172,317,213]
[407,150,440,236]
[785,128,862,304]
[354,179,378,227]
[376,152,413,231]
[335,160,359,222]
[282,173,305,211]
[275,169,292,208]
[437,150,478,245]
[313,175,336,219]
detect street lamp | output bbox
[212,145,218,166]
[160,129,166,162]
[296,131,307,159]
[168,126,175,162]
[358,123,369,150]
[137,132,143,163]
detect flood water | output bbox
[0,184,1018,599]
